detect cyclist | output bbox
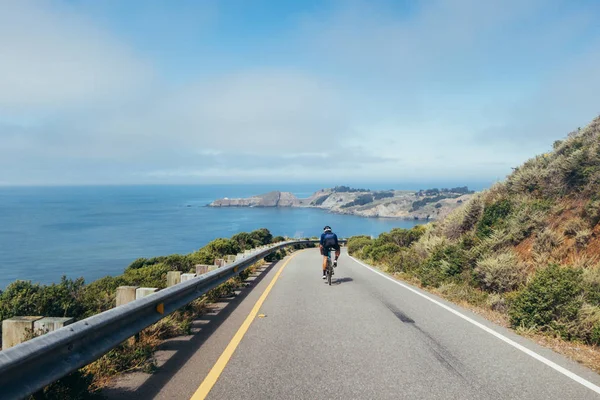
[320,226,340,279]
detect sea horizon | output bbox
[0,183,490,289]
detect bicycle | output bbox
[325,249,335,286]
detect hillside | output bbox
[349,116,600,365]
[210,186,475,220]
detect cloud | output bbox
[0,0,153,113]
[1,0,599,186]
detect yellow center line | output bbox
[190,251,301,400]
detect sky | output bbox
[1,0,599,187]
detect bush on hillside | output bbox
[373,191,394,200]
[563,217,587,237]
[341,194,374,208]
[569,304,600,346]
[583,266,600,306]
[121,263,171,289]
[583,199,600,227]
[533,228,563,255]
[0,277,87,323]
[477,199,512,238]
[418,244,468,287]
[509,264,583,331]
[362,243,402,264]
[377,226,425,248]
[347,236,372,256]
[475,250,526,293]
[388,248,421,274]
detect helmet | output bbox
[323,226,332,232]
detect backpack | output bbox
[323,232,337,248]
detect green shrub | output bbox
[341,194,374,208]
[126,256,167,271]
[0,280,42,321]
[568,304,600,345]
[163,254,194,271]
[333,186,369,193]
[583,199,600,227]
[503,202,547,243]
[204,238,241,256]
[418,244,467,287]
[477,199,512,238]
[373,191,394,200]
[347,236,372,256]
[388,248,420,274]
[475,250,526,293]
[376,226,425,248]
[509,264,583,330]
[0,277,87,322]
[363,243,401,263]
[248,228,273,246]
[265,249,286,262]
[122,263,171,289]
[583,266,600,306]
[80,276,125,317]
[411,194,455,211]
[232,228,273,250]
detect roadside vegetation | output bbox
[0,228,311,399]
[349,117,600,370]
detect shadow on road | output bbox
[332,277,353,285]
[102,260,279,400]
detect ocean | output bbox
[0,184,426,289]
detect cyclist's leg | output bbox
[322,250,327,278]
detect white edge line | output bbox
[349,255,600,395]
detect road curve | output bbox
[106,248,600,399]
[203,249,600,400]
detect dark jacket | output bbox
[320,231,340,251]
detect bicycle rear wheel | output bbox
[327,262,332,286]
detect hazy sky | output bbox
[1,0,599,186]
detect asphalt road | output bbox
[107,248,600,399]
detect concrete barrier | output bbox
[226,255,236,264]
[214,259,226,267]
[116,286,138,307]
[195,264,210,275]
[167,271,181,287]
[135,287,157,299]
[181,273,196,282]
[33,317,74,334]
[236,253,244,261]
[2,316,43,349]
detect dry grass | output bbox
[518,331,600,374]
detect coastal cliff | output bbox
[209,186,475,220]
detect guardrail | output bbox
[0,239,338,400]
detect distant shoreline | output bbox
[209,186,475,220]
